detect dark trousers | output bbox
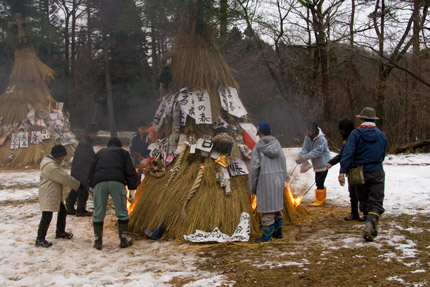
[348,184,358,205]
[67,186,89,205]
[37,202,67,240]
[354,169,385,215]
[315,170,328,190]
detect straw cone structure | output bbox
[0,47,75,167]
[129,12,307,240]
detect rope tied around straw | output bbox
[158,145,188,202]
[181,163,205,220]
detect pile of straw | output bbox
[0,47,56,124]
[129,6,307,240]
[0,47,74,167]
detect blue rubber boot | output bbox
[273,219,283,239]
[255,225,274,242]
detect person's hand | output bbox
[326,163,332,170]
[338,173,345,186]
[295,159,302,164]
[128,190,136,203]
[138,154,143,162]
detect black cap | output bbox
[108,137,122,148]
[51,145,67,158]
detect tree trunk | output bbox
[103,34,117,137]
[220,0,228,41]
[70,0,77,94]
[346,0,356,118]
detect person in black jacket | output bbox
[326,118,363,221]
[66,123,99,216]
[88,137,138,250]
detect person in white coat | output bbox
[296,122,331,207]
[35,145,81,248]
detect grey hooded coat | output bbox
[248,135,287,213]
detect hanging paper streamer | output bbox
[219,87,247,118]
[30,131,42,144]
[184,212,250,243]
[19,132,29,148]
[10,132,19,150]
[193,90,212,124]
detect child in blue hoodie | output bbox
[296,122,331,207]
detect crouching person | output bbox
[36,145,81,248]
[88,137,138,250]
[248,122,287,242]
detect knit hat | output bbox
[107,137,122,148]
[356,107,379,120]
[51,145,67,158]
[256,121,271,136]
[85,123,100,134]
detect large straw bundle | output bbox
[0,46,76,167]
[129,5,307,240]
[0,47,56,124]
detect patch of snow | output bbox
[387,276,404,282]
[410,270,426,274]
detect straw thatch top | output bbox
[0,47,56,125]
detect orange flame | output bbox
[126,187,135,215]
[284,183,302,208]
[250,194,257,212]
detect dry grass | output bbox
[190,209,430,287]
[0,140,74,168]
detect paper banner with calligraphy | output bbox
[219,87,247,118]
[196,137,213,152]
[178,89,194,126]
[30,131,42,144]
[228,157,249,176]
[184,212,250,243]
[10,132,19,150]
[192,90,212,124]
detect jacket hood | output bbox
[256,135,283,159]
[310,128,325,141]
[357,127,379,143]
[40,156,58,170]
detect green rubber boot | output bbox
[93,222,103,250]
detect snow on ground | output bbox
[0,148,429,286]
[284,148,430,215]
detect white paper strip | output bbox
[30,131,42,144]
[193,90,212,124]
[196,137,213,152]
[219,87,247,118]
[184,212,250,243]
[10,132,19,150]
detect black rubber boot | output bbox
[363,212,380,242]
[345,201,360,221]
[35,239,53,248]
[56,232,73,239]
[76,201,93,217]
[118,220,133,248]
[93,222,103,250]
[65,199,76,215]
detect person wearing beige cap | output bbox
[339,107,387,242]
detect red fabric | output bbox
[242,129,256,151]
[147,126,157,141]
[357,125,376,129]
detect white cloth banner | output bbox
[19,132,28,148]
[219,87,247,118]
[184,212,250,243]
[228,157,249,176]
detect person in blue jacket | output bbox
[339,107,387,242]
[296,122,331,207]
[327,118,364,221]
